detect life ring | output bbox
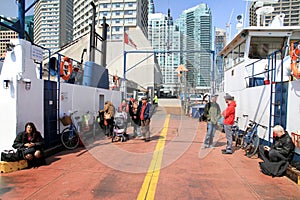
[60,56,73,81]
[290,43,300,79]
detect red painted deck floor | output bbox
[1,106,300,200]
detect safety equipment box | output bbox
[0,160,28,173]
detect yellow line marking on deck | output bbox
[137,114,170,200]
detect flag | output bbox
[124,31,137,49]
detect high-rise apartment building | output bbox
[148,0,155,14]
[177,3,212,91]
[249,0,300,26]
[214,28,226,93]
[34,0,73,53]
[73,0,148,40]
[148,12,181,96]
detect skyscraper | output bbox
[148,0,155,14]
[214,28,226,93]
[73,0,148,40]
[34,0,73,53]
[148,11,181,96]
[177,3,212,92]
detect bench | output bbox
[286,164,300,185]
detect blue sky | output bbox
[154,0,248,29]
[1,0,248,29]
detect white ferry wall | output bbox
[219,27,300,152]
[0,39,44,152]
[0,39,122,153]
[59,83,121,120]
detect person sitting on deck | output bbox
[13,122,45,167]
[258,125,295,177]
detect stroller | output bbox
[112,111,128,142]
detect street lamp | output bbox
[175,64,188,114]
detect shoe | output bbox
[145,139,150,142]
[222,151,232,154]
[202,144,209,149]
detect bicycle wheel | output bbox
[61,127,80,150]
[246,132,260,158]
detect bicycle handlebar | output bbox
[249,120,268,129]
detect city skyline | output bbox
[2,0,247,29]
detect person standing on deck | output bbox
[140,96,152,142]
[203,94,221,148]
[221,94,236,154]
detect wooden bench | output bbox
[286,165,300,185]
[0,160,28,173]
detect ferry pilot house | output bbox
[223,34,289,88]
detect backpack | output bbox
[200,103,211,122]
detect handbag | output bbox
[1,150,21,162]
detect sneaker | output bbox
[222,151,232,154]
[221,149,232,154]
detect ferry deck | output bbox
[1,105,300,200]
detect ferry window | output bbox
[232,41,246,65]
[224,52,233,70]
[248,36,285,59]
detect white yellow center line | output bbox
[137,114,170,200]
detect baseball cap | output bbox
[224,94,234,100]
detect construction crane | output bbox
[226,9,234,44]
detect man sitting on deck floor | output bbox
[258,125,295,177]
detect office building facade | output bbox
[34,0,73,53]
[73,0,148,40]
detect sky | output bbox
[154,0,249,29]
[1,0,248,29]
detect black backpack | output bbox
[200,103,211,122]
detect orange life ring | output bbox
[290,43,300,79]
[60,56,73,81]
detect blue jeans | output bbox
[224,124,233,152]
[204,122,217,146]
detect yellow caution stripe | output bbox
[137,114,170,200]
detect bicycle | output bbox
[232,114,249,147]
[60,111,81,150]
[242,120,268,158]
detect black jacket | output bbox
[13,131,44,150]
[272,132,295,160]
